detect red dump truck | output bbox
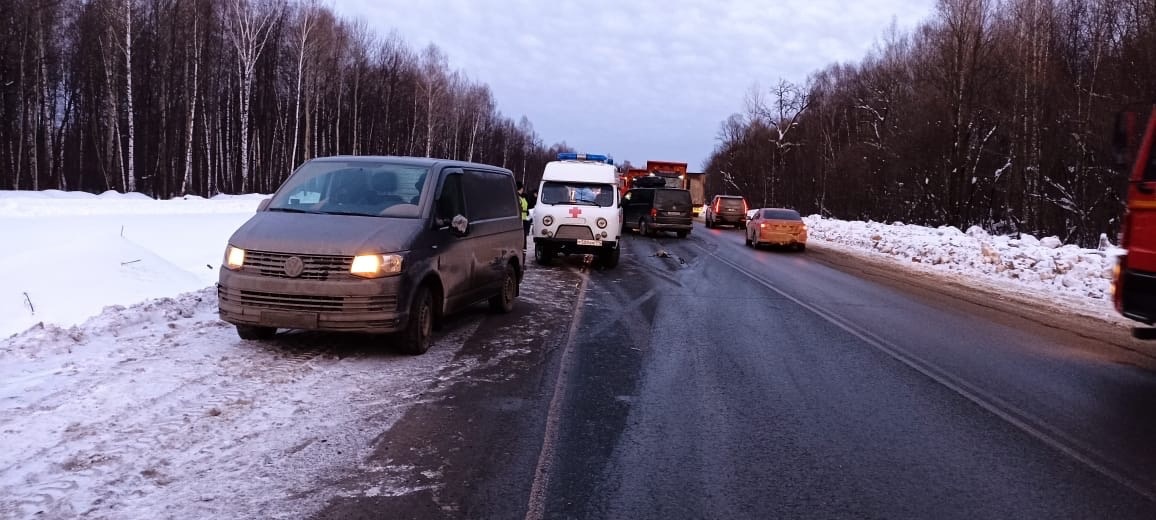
[619,161,707,216]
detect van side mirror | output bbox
[257,197,272,212]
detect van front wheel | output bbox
[489,263,518,313]
[399,286,434,355]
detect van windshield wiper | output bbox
[569,199,601,206]
[319,210,377,217]
[268,207,321,214]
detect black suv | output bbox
[705,195,748,228]
[622,188,694,238]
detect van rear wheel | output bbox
[399,286,434,355]
[236,325,276,341]
[489,263,518,313]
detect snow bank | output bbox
[0,190,262,337]
[804,216,1123,302]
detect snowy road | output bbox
[312,223,1156,519]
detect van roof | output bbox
[542,160,618,185]
[311,155,513,174]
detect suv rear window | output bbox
[655,189,691,210]
[762,209,802,220]
[718,197,745,209]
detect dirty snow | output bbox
[804,215,1125,321]
[0,190,567,519]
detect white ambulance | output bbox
[532,153,622,268]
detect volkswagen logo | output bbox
[283,256,305,278]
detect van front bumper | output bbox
[217,269,408,333]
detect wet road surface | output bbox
[313,222,1156,519]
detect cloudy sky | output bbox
[335,0,936,170]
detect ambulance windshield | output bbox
[540,181,615,207]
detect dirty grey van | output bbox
[217,156,524,355]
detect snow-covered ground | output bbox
[803,215,1126,322]
[0,190,573,519]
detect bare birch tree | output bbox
[225,0,282,192]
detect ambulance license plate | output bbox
[576,239,603,246]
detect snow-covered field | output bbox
[0,190,266,339]
[0,190,1135,519]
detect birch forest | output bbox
[0,0,570,197]
[704,0,1156,246]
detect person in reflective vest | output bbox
[517,181,531,245]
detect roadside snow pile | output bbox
[804,216,1124,301]
[0,190,263,338]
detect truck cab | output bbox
[1113,108,1156,338]
[533,153,622,269]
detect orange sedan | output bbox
[745,208,807,251]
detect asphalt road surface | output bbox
[313,222,1156,520]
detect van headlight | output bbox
[224,246,246,270]
[351,254,404,278]
[542,215,554,227]
[596,217,608,229]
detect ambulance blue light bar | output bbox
[557,152,613,164]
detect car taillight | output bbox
[650,208,657,217]
[713,200,720,213]
[742,200,748,214]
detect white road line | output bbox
[702,244,1156,503]
[524,269,589,520]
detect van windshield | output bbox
[267,161,430,218]
[540,181,615,207]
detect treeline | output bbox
[705,0,1156,246]
[0,0,570,197]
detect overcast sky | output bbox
[335,0,936,170]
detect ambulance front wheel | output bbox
[535,244,553,265]
[601,246,620,269]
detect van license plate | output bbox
[261,310,318,329]
[576,239,603,246]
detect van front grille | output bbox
[219,286,396,313]
[555,225,594,240]
[243,250,353,280]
